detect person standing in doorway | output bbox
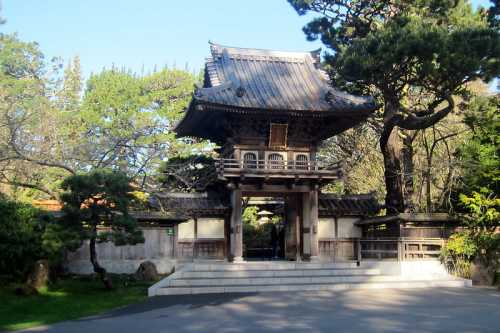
[271,224,279,259]
[278,223,285,258]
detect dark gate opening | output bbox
[242,197,287,260]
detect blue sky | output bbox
[1,0,493,80]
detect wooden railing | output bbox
[359,238,445,261]
[176,239,226,260]
[319,238,358,260]
[215,158,342,179]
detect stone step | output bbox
[190,262,358,271]
[155,279,472,295]
[169,274,408,287]
[179,268,381,279]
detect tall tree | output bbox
[459,95,499,195]
[289,0,499,213]
[58,56,82,112]
[0,33,207,199]
[0,33,67,199]
[60,169,144,289]
[78,68,207,188]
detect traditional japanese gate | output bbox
[174,42,377,262]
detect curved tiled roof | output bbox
[150,192,230,217]
[193,42,377,112]
[150,191,380,218]
[319,193,381,217]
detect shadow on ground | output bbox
[76,292,258,321]
[18,287,500,333]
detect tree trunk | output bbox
[380,124,405,213]
[425,162,432,212]
[422,130,433,213]
[89,228,113,290]
[402,131,416,212]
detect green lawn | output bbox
[0,276,150,331]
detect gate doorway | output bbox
[240,194,303,261]
[242,197,285,260]
[228,188,319,263]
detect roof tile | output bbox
[194,42,377,112]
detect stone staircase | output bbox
[148,261,471,296]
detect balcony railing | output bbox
[358,238,446,261]
[215,158,343,180]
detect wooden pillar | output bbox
[285,195,300,261]
[230,189,243,262]
[302,192,311,259]
[309,190,320,262]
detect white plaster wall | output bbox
[197,218,224,239]
[66,227,176,274]
[66,259,176,275]
[178,219,195,239]
[318,218,336,238]
[337,217,362,238]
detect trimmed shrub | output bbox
[0,199,71,281]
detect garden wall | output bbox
[66,227,176,274]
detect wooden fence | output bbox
[319,238,358,260]
[359,238,445,261]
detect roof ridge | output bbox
[319,193,377,200]
[209,41,318,61]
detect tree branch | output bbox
[397,96,455,130]
[0,178,57,199]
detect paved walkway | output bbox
[21,287,500,333]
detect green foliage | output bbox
[78,68,203,177]
[290,1,499,91]
[319,123,385,197]
[0,33,62,198]
[242,206,281,253]
[443,192,500,277]
[0,199,69,280]
[60,169,144,246]
[443,232,478,259]
[129,191,150,210]
[290,0,500,211]
[459,192,500,266]
[459,191,500,232]
[459,95,500,195]
[158,154,219,192]
[487,0,500,28]
[242,206,259,225]
[440,231,476,278]
[336,14,498,97]
[443,93,500,278]
[271,215,282,224]
[0,31,209,199]
[243,222,275,251]
[0,277,149,331]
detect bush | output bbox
[440,232,476,278]
[0,199,68,280]
[243,222,275,250]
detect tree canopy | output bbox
[60,169,144,289]
[0,32,209,200]
[459,95,499,195]
[290,0,500,212]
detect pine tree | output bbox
[290,0,500,213]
